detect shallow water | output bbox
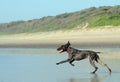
[0,47,120,82]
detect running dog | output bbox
[56,41,111,74]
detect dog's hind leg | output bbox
[96,58,111,73]
[89,57,98,74]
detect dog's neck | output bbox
[66,47,73,53]
[66,47,80,54]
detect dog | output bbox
[56,41,111,74]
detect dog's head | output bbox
[57,41,71,53]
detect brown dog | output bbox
[56,41,111,73]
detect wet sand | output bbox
[0,28,120,48]
[0,48,120,82]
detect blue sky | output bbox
[0,0,120,23]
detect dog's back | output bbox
[67,48,99,61]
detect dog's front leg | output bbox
[56,59,70,65]
[69,59,75,66]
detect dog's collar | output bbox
[67,47,72,52]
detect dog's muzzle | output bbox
[57,48,64,53]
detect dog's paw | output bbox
[70,64,75,66]
[90,72,95,74]
[56,63,59,65]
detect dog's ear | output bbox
[67,41,71,46]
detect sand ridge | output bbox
[0,28,120,47]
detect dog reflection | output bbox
[68,74,110,82]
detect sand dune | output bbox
[0,28,120,48]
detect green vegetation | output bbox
[88,15,120,27]
[0,5,120,34]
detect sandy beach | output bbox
[0,27,120,48]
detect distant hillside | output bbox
[0,5,120,34]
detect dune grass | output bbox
[88,15,120,28]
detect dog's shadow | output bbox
[67,73,111,82]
